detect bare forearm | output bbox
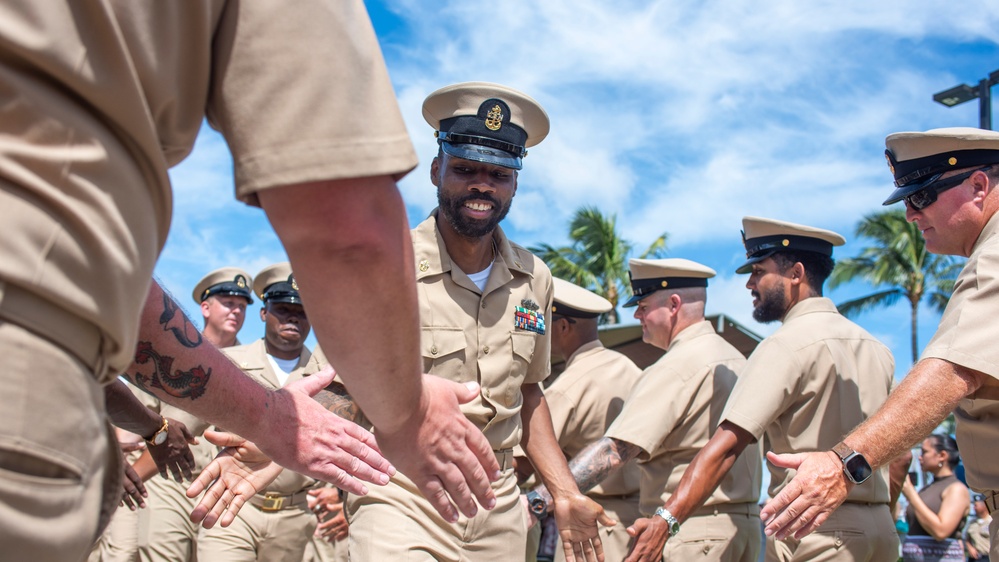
[521,385,580,501]
[104,379,162,437]
[664,422,750,522]
[259,177,422,434]
[122,281,270,439]
[844,359,983,468]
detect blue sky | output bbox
[155,1,999,380]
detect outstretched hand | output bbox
[759,451,852,540]
[624,515,670,562]
[373,376,501,523]
[555,493,616,562]
[147,417,198,482]
[186,430,282,528]
[250,367,395,495]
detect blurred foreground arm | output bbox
[124,281,393,496]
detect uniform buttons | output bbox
[481,301,487,308]
[702,545,711,555]
[483,346,490,354]
[430,346,438,355]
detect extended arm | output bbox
[123,280,392,496]
[760,358,985,540]
[259,177,498,521]
[625,422,753,562]
[521,383,614,562]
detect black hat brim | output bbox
[442,142,522,170]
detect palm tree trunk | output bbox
[910,300,919,365]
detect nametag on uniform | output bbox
[514,306,545,334]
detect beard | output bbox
[751,281,787,324]
[437,188,512,239]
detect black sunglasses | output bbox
[904,166,992,211]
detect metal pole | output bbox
[979,78,992,130]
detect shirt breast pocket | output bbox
[421,327,467,380]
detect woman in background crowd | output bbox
[901,434,970,562]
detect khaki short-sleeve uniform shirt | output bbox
[223,338,323,495]
[412,213,553,451]
[721,297,894,502]
[923,213,999,492]
[607,320,761,515]
[0,0,417,379]
[545,340,643,497]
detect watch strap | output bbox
[653,507,680,536]
[144,417,169,445]
[831,441,853,461]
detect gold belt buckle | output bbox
[261,493,285,512]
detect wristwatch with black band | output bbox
[832,441,873,484]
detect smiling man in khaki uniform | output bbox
[760,128,999,562]
[198,263,323,562]
[532,259,761,561]
[626,219,896,562]
[345,82,611,562]
[527,278,644,562]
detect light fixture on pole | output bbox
[932,69,999,130]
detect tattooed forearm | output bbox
[313,382,366,425]
[569,437,641,494]
[533,437,642,511]
[159,292,203,348]
[128,341,211,400]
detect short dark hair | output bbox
[770,250,835,289]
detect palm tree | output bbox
[829,208,962,364]
[530,206,668,324]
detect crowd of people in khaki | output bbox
[2,2,998,562]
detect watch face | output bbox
[152,431,168,446]
[529,498,546,516]
[845,455,873,483]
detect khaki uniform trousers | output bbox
[662,508,760,562]
[197,496,317,562]
[138,476,202,562]
[0,319,121,562]
[89,449,145,562]
[346,468,526,561]
[554,494,642,562]
[766,503,897,562]
[302,534,348,562]
[88,502,140,562]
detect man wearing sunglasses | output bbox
[760,127,999,562]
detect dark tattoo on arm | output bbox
[313,382,367,426]
[159,292,203,348]
[535,437,643,509]
[570,437,642,494]
[129,341,211,400]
